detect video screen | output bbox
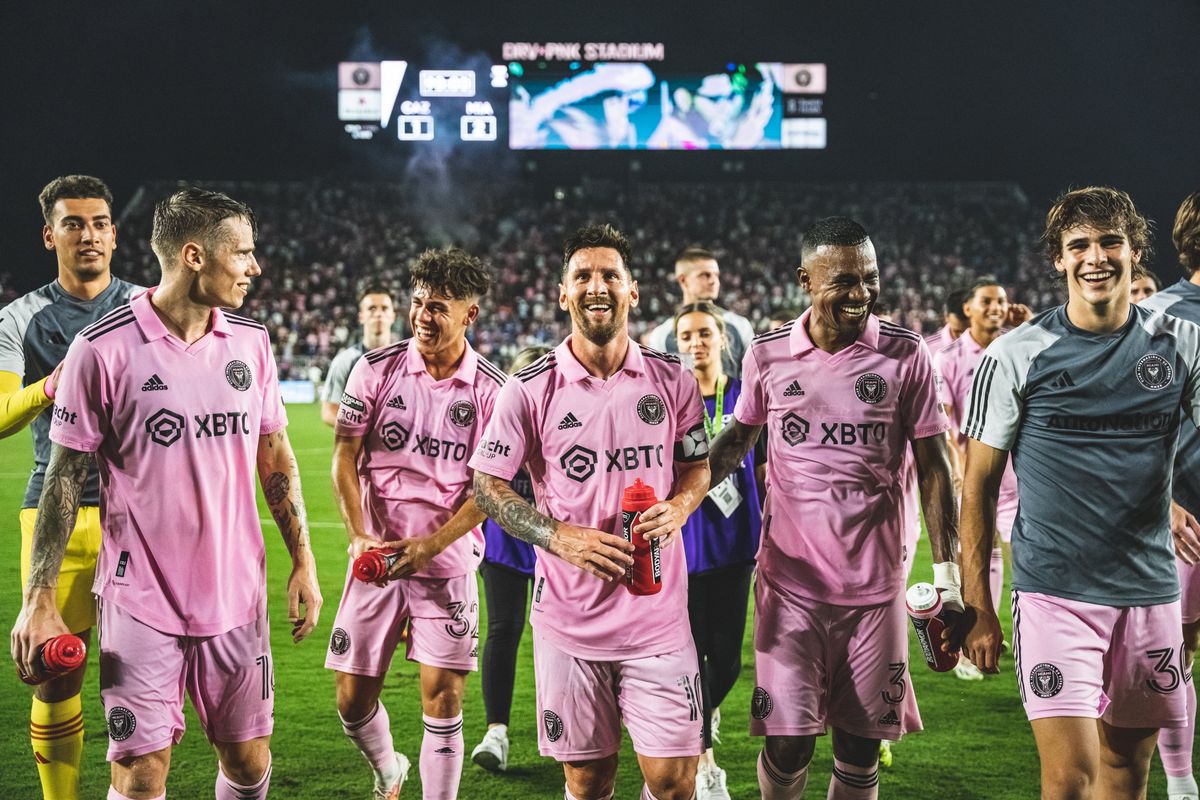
[509,62,788,150]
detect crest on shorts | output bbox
[637,394,665,425]
[1135,354,1173,391]
[329,627,351,656]
[751,687,774,720]
[225,360,253,392]
[543,710,564,742]
[107,707,137,741]
[1029,662,1063,698]
[854,373,888,404]
[449,400,477,428]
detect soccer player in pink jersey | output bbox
[470,224,711,800]
[10,188,323,800]
[923,287,969,353]
[933,277,1021,682]
[326,247,505,800]
[708,217,965,800]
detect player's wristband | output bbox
[933,561,964,613]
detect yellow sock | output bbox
[31,694,84,800]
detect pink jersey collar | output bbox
[788,308,881,357]
[553,334,647,383]
[130,287,234,342]
[403,336,479,384]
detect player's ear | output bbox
[180,241,204,274]
[42,224,55,252]
[629,279,639,308]
[559,282,569,312]
[465,303,480,326]
[1131,248,1143,265]
[797,266,810,292]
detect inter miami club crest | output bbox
[107,706,137,741]
[751,687,774,720]
[854,373,888,404]
[329,627,351,655]
[1029,662,1063,698]
[543,710,564,742]
[1135,353,1173,390]
[225,360,253,392]
[448,400,477,427]
[637,393,665,425]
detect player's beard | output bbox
[572,300,625,346]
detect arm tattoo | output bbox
[264,472,289,505]
[27,444,92,588]
[708,420,763,489]
[474,472,558,550]
[262,433,311,558]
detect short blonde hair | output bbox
[673,247,717,279]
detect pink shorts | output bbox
[752,576,922,740]
[97,600,273,761]
[532,630,703,760]
[324,568,478,676]
[1179,559,1200,624]
[1012,591,1187,728]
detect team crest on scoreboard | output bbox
[449,400,477,427]
[637,393,665,425]
[751,687,774,719]
[1135,354,1173,390]
[225,360,253,392]
[543,710,564,742]
[107,707,137,741]
[329,627,351,655]
[1029,662,1063,698]
[854,373,888,404]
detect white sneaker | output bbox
[953,656,985,682]
[710,706,722,745]
[373,752,410,800]
[696,763,732,800]
[471,726,509,772]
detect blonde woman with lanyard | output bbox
[675,301,764,800]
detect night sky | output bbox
[2,0,1197,288]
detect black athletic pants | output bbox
[479,561,532,726]
[688,562,755,750]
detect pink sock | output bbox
[989,547,1005,617]
[758,750,808,799]
[216,755,272,800]
[419,713,464,800]
[1161,677,1197,777]
[828,758,878,799]
[340,702,395,774]
[108,789,164,800]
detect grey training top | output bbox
[320,342,366,404]
[645,306,755,379]
[1141,279,1200,516]
[962,303,1200,607]
[0,278,142,508]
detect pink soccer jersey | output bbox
[467,338,708,660]
[933,330,1019,531]
[48,289,287,637]
[335,337,505,577]
[735,311,950,605]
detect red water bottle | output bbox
[906,583,959,672]
[353,548,401,582]
[621,479,662,595]
[18,634,87,685]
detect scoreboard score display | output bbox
[338,43,827,151]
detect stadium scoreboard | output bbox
[338,43,827,150]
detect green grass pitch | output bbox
[0,403,1185,796]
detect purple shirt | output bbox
[735,310,949,605]
[468,337,707,660]
[50,289,287,636]
[482,469,537,575]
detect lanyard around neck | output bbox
[701,374,726,440]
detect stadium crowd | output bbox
[12,178,1059,377]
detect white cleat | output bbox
[953,657,986,682]
[471,726,509,773]
[696,763,732,800]
[710,706,722,745]
[374,752,410,800]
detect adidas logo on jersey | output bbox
[386,394,406,410]
[878,709,900,726]
[141,374,168,391]
[783,380,805,397]
[1050,370,1075,389]
[557,412,582,430]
